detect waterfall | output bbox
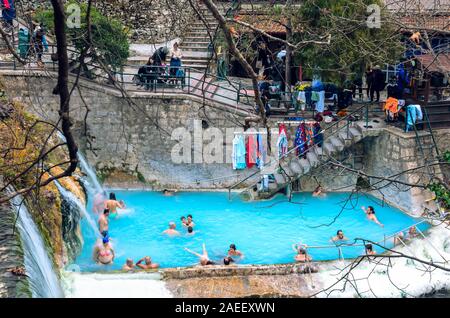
[77,152,103,195]
[54,181,99,237]
[11,194,64,298]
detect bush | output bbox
[36,1,129,70]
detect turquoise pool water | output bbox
[74,191,429,271]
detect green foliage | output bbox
[443,150,450,163]
[35,1,129,70]
[428,182,450,209]
[295,0,403,84]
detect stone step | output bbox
[306,151,320,168]
[349,127,362,139]
[298,158,311,174]
[273,172,286,184]
[329,136,345,151]
[181,41,211,48]
[184,36,212,42]
[180,46,211,52]
[288,158,303,174]
[323,141,335,156]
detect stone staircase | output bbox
[232,111,369,201]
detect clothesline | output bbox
[233,131,268,135]
[277,120,317,125]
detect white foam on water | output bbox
[314,224,450,298]
[62,272,173,298]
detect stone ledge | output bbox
[161,263,319,280]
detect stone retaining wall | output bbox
[161,263,319,280]
[0,71,256,189]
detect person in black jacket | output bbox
[370,65,385,102]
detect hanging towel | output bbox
[313,123,323,147]
[232,135,247,170]
[246,134,257,168]
[405,104,422,132]
[315,91,325,113]
[2,0,11,9]
[256,133,267,169]
[277,125,288,159]
[295,124,307,157]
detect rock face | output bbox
[0,186,30,298]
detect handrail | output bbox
[304,219,429,251]
[227,104,368,196]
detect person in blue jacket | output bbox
[1,0,16,28]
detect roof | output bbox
[233,14,297,35]
[415,53,450,72]
[385,0,450,12]
[399,14,450,32]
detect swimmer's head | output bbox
[229,244,237,251]
[368,206,375,213]
[181,216,186,222]
[298,247,306,255]
[187,214,193,220]
[223,257,234,265]
[187,226,193,233]
[169,222,176,229]
[145,256,151,264]
[337,230,344,238]
[110,192,116,201]
[365,244,373,252]
[126,258,133,266]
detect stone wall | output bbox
[19,0,196,43]
[1,71,256,189]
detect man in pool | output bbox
[181,216,188,228]
[184,243,216,266]
[362,206,384,227]
[122,258,135,271]
[292,243,312,263]
[136,256,160,269]
[98,209,110,237]
[163,222,181,236]
[104,192,125,218]
[331,230,349,242]
[186,226,196,236]
[312,185,326,197]
[223,256,235,266]
[187,214,195,227]
[228,244,244,258]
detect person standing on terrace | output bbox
[169,42,183,83]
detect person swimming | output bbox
[94,236,115,265]
[162,222,181,236]
[98,209,110,238]
[223,256,234,266]
[136,256,160,270]
[331,230,349,242]
[408,226,418,238]
[104,192,125,218]
[122,258,135,271]
[312,185,325,197]
[181,216,188,227]
[292,243,312,263]
[362,206,384,227]
[162,189,174,196]
[184,243,216,266]
[186,214,195,227]
[187,226,195,235]
[365,243,376,255]
[227,244,244,258]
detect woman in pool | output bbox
[93,237,115,265]
[104,192,125,218]
[186,214,195,227]
[312,185,326,197]
[292,243,312,263]
[361,206,384,227]
[365,244,376,255]
[184,243,216,266]
[228,244,244,258]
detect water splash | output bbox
[11,194,64,298]
[77,152,103,196]
[54,181,99,237]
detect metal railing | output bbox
[227,104,369,199]
[303,219,430,261]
